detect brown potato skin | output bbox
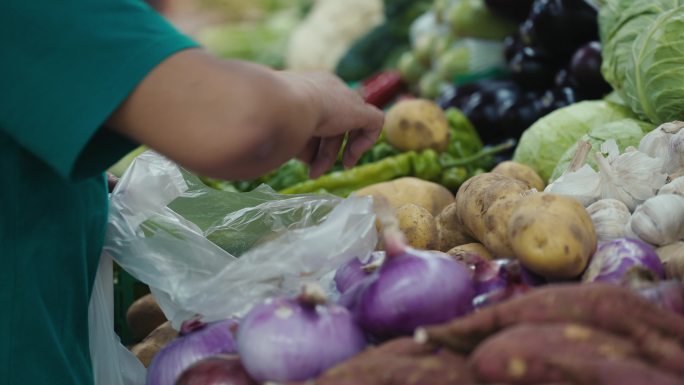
[455,173,531,257]
[508,193,596,279]
[447,242,493,261]
[395,203,439,250]
[435,202,475,251]
[492,161,546,191]
[126,293,167,343]
[356,177,454,217]
[130,321,178,367]
[383,99,450,153]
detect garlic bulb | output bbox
[628,194,684,246]
[586,199,631,243]
[656,241,684,280]
[638,121,684,174]
[546,140,667,211]
[658,176,684,197]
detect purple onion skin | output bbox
[355,250,475,341]
[236,297,367,382]
[147,319,238,385]
[334,252,384,294]
[583,238,665,284]
[174,355,257,385]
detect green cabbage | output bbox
[512,100,637,183]
[549,118,654,182]
[600,0,684,124]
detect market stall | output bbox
[105,0,684,384]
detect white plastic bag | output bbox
[88,253,146,385]
[104,150,378,328]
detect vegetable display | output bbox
[119,0,684,383]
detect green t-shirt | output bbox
[0,1,197,384]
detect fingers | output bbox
[309,134,345,179]
[296,138,320,164]
[342,106,384,168]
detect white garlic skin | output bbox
[629,194,684,246]
[586,199,631,243]
[638,121,684,174]
[659,176,684,197]
[656,241,684,280]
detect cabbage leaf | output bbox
[549,118,654,182]
[512,100,638,183]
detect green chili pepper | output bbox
[280,140,515,196]
[440,167,469,191]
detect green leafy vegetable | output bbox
[600,0,684,124]
[550,118,655,182]
[512,100,638,183]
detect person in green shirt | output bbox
[0,1,384,384]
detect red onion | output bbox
[147,318,237,385]
[235,285,367,382]
[352,248,475,341]
[174,355,257,385]
[582,238,665,284]
[333,251,384,293]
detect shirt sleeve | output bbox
[0,0,200,179]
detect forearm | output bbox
[107,49,318,180]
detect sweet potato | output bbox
[492,161,545,192]
[436,202,475,251]
[395,203,439,250]
[356,177,454,216]
[447,243,493,261]
[130,320,178,367]
[547,356,684,385]
[289,337,475,385]
[126,293,167,342]
[508,192,596,279]
[469,323,640,384]
[455,173,531,257]
[418,283,684,376]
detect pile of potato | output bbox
[358,160,597,281]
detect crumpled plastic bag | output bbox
[105,150,378,326]
[89,150,378,385]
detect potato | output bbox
[508,192,596,279]
[481,195,525,257]
[492,161,546,191]
[130,321,178,367]
[447,242,493,261]
[435,202,475,251]
[126,293,167,343]
[395,203,439,250]
[456,172,530,244]
[383,99,450,152]
[355,177,453,216]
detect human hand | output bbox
[285,72,385,179]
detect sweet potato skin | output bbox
[288,337,475,385]
[469,323,640,384]
[420,283,684,376]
